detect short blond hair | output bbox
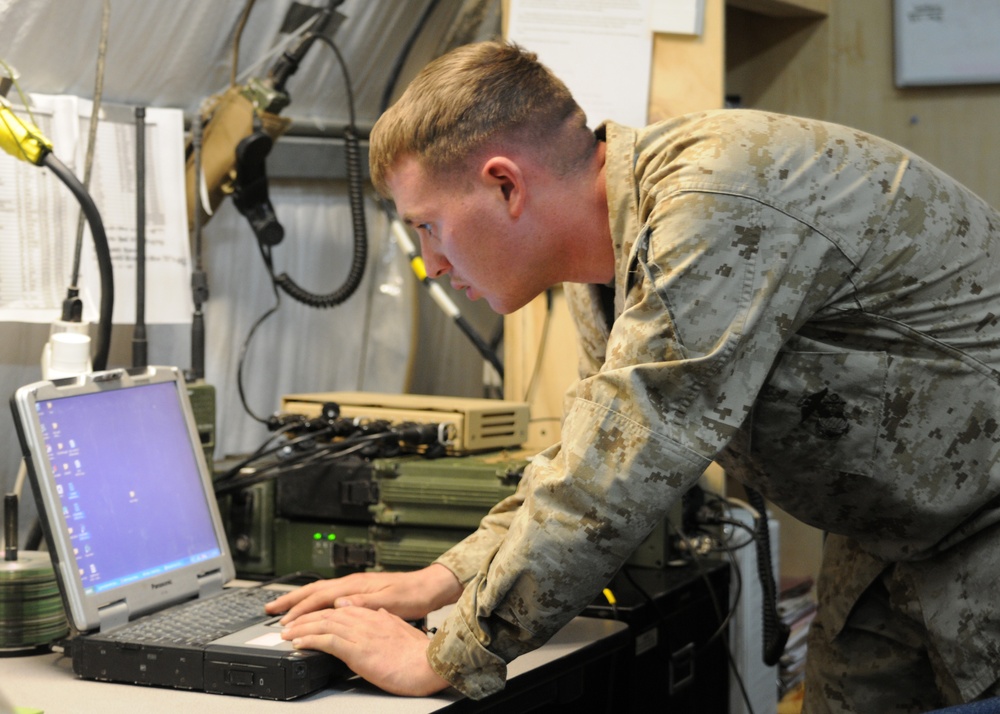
[369,41,592,196]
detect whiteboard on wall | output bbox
[894,0,1000,87]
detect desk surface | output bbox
[0,608,629,713]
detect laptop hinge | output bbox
[97,599,130,633]
[197,569,225,598]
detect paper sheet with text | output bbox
[0,93,191,324]
[507,0,654,130]
[507,0,704,132]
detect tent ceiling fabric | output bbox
[0,0,501,130]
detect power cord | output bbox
[213,411,452,495]
[235,271,282,424]
[670,519,758,714]
[236,26,368,310]
[597,508,756,714]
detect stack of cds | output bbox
[0,551,68,653]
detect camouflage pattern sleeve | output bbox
[433,448,544,584]
[434,283,610,588]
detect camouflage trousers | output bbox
[802,565,1000,713]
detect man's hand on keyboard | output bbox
[279,604,450,697]
[265,564,463,624]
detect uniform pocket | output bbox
[751,348,886,477]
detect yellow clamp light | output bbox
[0,100,52,165]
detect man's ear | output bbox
[481,156,525,218]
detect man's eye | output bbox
[418,223,434,237]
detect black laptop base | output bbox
[72,636,346,700]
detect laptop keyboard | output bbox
[105,586,282,646]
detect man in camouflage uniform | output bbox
[268,41,1000,712]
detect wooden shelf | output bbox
[727,0,828,17]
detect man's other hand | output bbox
[281,605,450,697]
[265,563,463,625]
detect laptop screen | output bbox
[35,380,222,595]
[13,367,235,631]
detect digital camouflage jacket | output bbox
[429,110,1000,700]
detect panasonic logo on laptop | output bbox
[151,579,173,590]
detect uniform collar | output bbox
[596,120,641,320]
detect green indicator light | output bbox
[327,533,336,541]
[313,532,322,540]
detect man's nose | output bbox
[419,237,451,278]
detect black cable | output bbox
[668,523,745,653]
[215,413,359,486]
[218,414,350,481]
[132,106,148,369]
[41,153,114,370]
[214,414,445,494]
[214,421,339,483]
[236,261,281,424]
[266,1,345,98]
[618,549,756,714]
[213,431,394,495]
[713,542,744,646]
[68,0,110,294]
[230,0,258,89]
[215,449,336,494]
[270,125,366,307]
[690,497,761,645]
[670,522,757,714]
[718,545,757,714]
[745,487,791,668]
[709,517,758,550]
[266,33,367,309]
[230,30,370,419]
[190,112,209,380]
[378,0,443,113]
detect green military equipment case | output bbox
[369,451,527,528]
[222,450,530,579]
[273,518,371,579]
[217,479,275,577]
[274,519,471,575]
[368,525,472,572]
